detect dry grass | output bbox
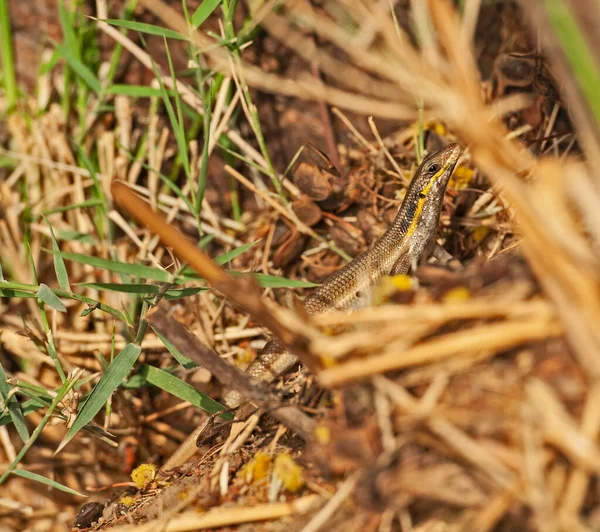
[2,0,600,530]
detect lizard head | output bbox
[411,142,461,199]
[396,143,461,237]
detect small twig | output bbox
[368,116,410,184]
[108,495,320,531]
[331,108,377,154]
[300,472,360,532]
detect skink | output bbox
[224,143,461,408]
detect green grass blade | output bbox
[57,0,78,54]
[44,217,71,291]
[543,0,600,127]
[47,250,172,282]
[109,84,171,98]
[0,280,39,290]
[56,343,142,454]
[214,241,258,266]
[178,241,258,276]
[0,399,45,425]
[77,282,163,295]
[0,375,79,484]
[162,38,192,181]
[138,365,232,419]
[54,42,101,94]
[0,0,18,110]
[229,272,318,288]
[56,230,95,245]
[0,289,37,298]
[151,326,198,370]
[36,284,67,313]
[104,19,188,40]
[77,282,206,299]
[192,0,222,28]
[0,363,29,442]
[41,198,103,217]
[163,287,207,299]
[11,469,85,497]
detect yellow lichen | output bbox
[314,425,331,444]
[238,349,255,365]
[274,454,304,492]
[472,226,490,244]
[412,120,447,136]
[388,274,413,291]
[372,274,413,305]
[240,452,272,484]
[427,120,447,136]
[119,496,136,507]
[319,354,337,368]
[130,463,157,489]
[443,287,471,302]
[449,165,474,190]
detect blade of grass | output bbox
[214,240,257,265]
[27,243,66,381]
[0,362,29,442]
[230,272,318,288]
[41,198,103,218]
[12,469,85,497]
[0,0,17,110]
[192,0,222,28]
[543,0,600,127]
[54,42,101,94]
[55,344,142,454]
[162,37,193,198]
[109,84,172,97]
[103,18,188,40]
[36,284,67,313]
[77,282,206,299]
[0,399,45,425]
[44,217,71,291]
[151,325,198,370]
[0,276,168,324]
[47,250,173,282]
[138,365,232,419]
[120,151,195,213]
[196,79,212,217]
[56,230,95,245]
[0,289,38,298]
[0,372,81,484]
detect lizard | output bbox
[223,143,461,408]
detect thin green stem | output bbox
[0,0,17,110]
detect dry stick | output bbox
[559,381,600,526]
[109,495,320,532]
[146,305,316,442]
[319,318,563,386]
[111,181,320,375]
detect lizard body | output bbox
[224,143,461,408]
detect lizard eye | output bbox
[427,163,440,174]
